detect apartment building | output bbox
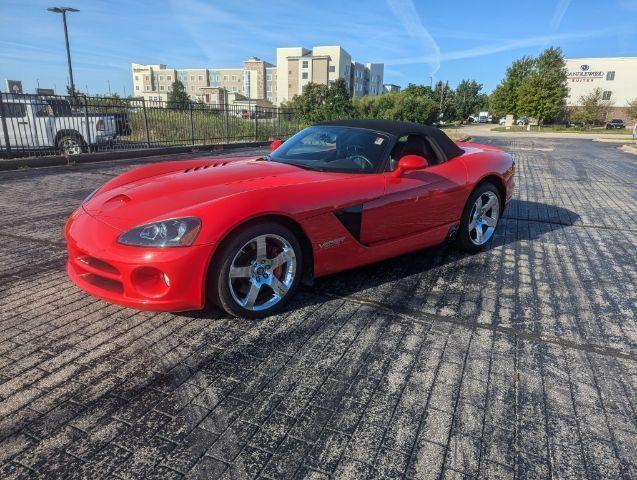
[275,46,383,104]
[266,66,277,103]
[131,63,176,102]
[131,58,275,103]
[383,84,401,93]
[132,47,383,106]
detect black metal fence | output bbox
[0,92,301,158]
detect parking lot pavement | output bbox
[0,138,635,479]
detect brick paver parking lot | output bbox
[0,137,636,479]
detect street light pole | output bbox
[47,6,79,94]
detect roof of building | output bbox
[318,119,464,159]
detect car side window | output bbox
[35,105,53,117]
[3,103,27,118]
[388,134,443,171]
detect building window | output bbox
[144,75,149,81]
[160,85,164,91]
[146,86,150,91]
[232,86,237,92]
[159,75,164,81]
[602,90,612,100]
[190,76,195,81]
[302,72,308,79]
[329,66,335,73]
[198,75,203,81]
[232,75,237,81]
[266,74,271,81]
[606,71,615,81]
[135,85,139,90]
[134,75,139,81]
[302,61,308,68]
[167,75,172,81]
[223,75,228,81]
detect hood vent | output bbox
[184,162,228,173]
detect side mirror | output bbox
[392,154,428,177]
[270,138,282,151]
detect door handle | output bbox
[17,121,28,125]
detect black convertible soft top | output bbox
[318,119,465,160]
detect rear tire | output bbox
[57,134,85,156]
[455,182,502,252]
[208,222,303,319]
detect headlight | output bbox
[82,188,99,205]
[118,217,201,247]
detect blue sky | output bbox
[1,0,636,96]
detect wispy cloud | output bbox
[550,0,572,30]
[381,28,619,66]
[385,0,440,75]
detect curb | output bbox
[592,137,637,143]
[0,141,272,171]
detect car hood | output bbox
[83,157,346,231]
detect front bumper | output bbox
[65,209,215,311]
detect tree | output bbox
[626,98,637,122]
[453,79,486,120]
[167,80,191,109]
[434,81,455,121]
[403,83,435,99]
[489,56,535,117]
[398,94,439,124]
[286,78,353,124]
[517,47,568,124]
[571,88,614,126]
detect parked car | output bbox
[478,111,490,123]
[0,94,117,155]
[499,117,506,125]
[65,119,515,318]
[606,119,625,129]
[46,98,131,137]
[516,117,529,126]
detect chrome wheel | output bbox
[61,137,82,155]
[468,191,500,245]
[228,234,297,312]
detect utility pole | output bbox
[47,6,79,94]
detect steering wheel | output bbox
[349,155,375,171]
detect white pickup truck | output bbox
[0,94,117,156]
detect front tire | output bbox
[455,182,501,252]
[208,222,303,319]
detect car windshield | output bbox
[269,126,390,173]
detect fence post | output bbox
[189,103,195,145]
[254,108,258,142]
[82,95,92,153]
[0,94,11,155]
[142,98,151,148]
[224,107,230,144]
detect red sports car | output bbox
[65,120,514,318]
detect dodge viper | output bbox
[65,120,515,318]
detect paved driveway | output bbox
[0,139,636,479]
